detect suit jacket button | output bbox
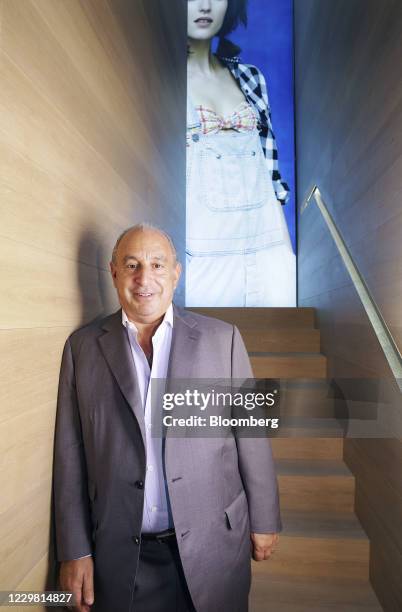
[135,480,144,489]
[132,536,140,545]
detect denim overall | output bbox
[186,95,296,307]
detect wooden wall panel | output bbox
[0,0,186,598]
[0,329,72,422]
[1,480,51,591]
[0,239,116,328]
[294,0,402,608]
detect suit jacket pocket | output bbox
[224,489,249,530]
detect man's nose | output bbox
[134,266,152,285]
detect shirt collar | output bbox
[122,303,174,332]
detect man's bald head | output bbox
[111,223,177,266]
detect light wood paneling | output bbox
[0,238,117,329]
[7,554,54,612]
[0,479,51,591]
[0,404,55,513]
[0,0,187,598]
[0,328,71,422]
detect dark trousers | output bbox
[132,537,196,612]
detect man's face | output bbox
[110,229,181,325]
[187,0,228,41]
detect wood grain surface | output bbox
[0,0,186,600]
[295,1,402,608]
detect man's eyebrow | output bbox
[122,254,168,263]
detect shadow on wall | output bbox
[45,229,119,596]
[76,229,119,328]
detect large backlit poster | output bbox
[186,0,296,307]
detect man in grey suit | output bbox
[54,224,281,612]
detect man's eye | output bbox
[153,263,163,269]
[126,264,138,269]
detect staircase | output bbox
[190,308,382,611]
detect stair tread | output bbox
[243,328,320,334]
[251,354,327,378]
[242,328,320,352]
[274,426,345,438]
[189,307,316,328]
[275,420,346,437]
[280,509,367,539]
[250,575,382,611]
[193,309,382,610]
[250,352,325,358]
[275,458,352,477]
[277,418,345,430]
[271,438,343,460]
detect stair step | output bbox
[276,459,355,512]
[276,458,351,476]
[271,438,343,460]
[189,307,316,328]
[263,510,369,581]
[279,403,338,418]
[250,575,382,611]
[250,354,327,378]
[274,418,345,437]
[278,382,336,417]
[281,509,367,539]
[277,387,379,420]
[267,379,339,418]
[242,328,320,352]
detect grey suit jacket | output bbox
[53,305,282,612]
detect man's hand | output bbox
[250,532,279,561]
[59,557,94,611]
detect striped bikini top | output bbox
[195,100,258,135]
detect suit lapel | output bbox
[164,306,201,443]
[168,305,200,380]
[97,306,200,448]
[98,310,146,448]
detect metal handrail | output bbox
[301,185,402,392]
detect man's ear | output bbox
[174,262,182,288]
[110,261,117,286]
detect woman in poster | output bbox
[186,0,296,306]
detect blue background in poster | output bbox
[215,0,296,251]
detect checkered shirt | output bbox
[218,55,290,205]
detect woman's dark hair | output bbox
[187,0,248,58]
[218,0,248,38]
[216,0,248,57]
